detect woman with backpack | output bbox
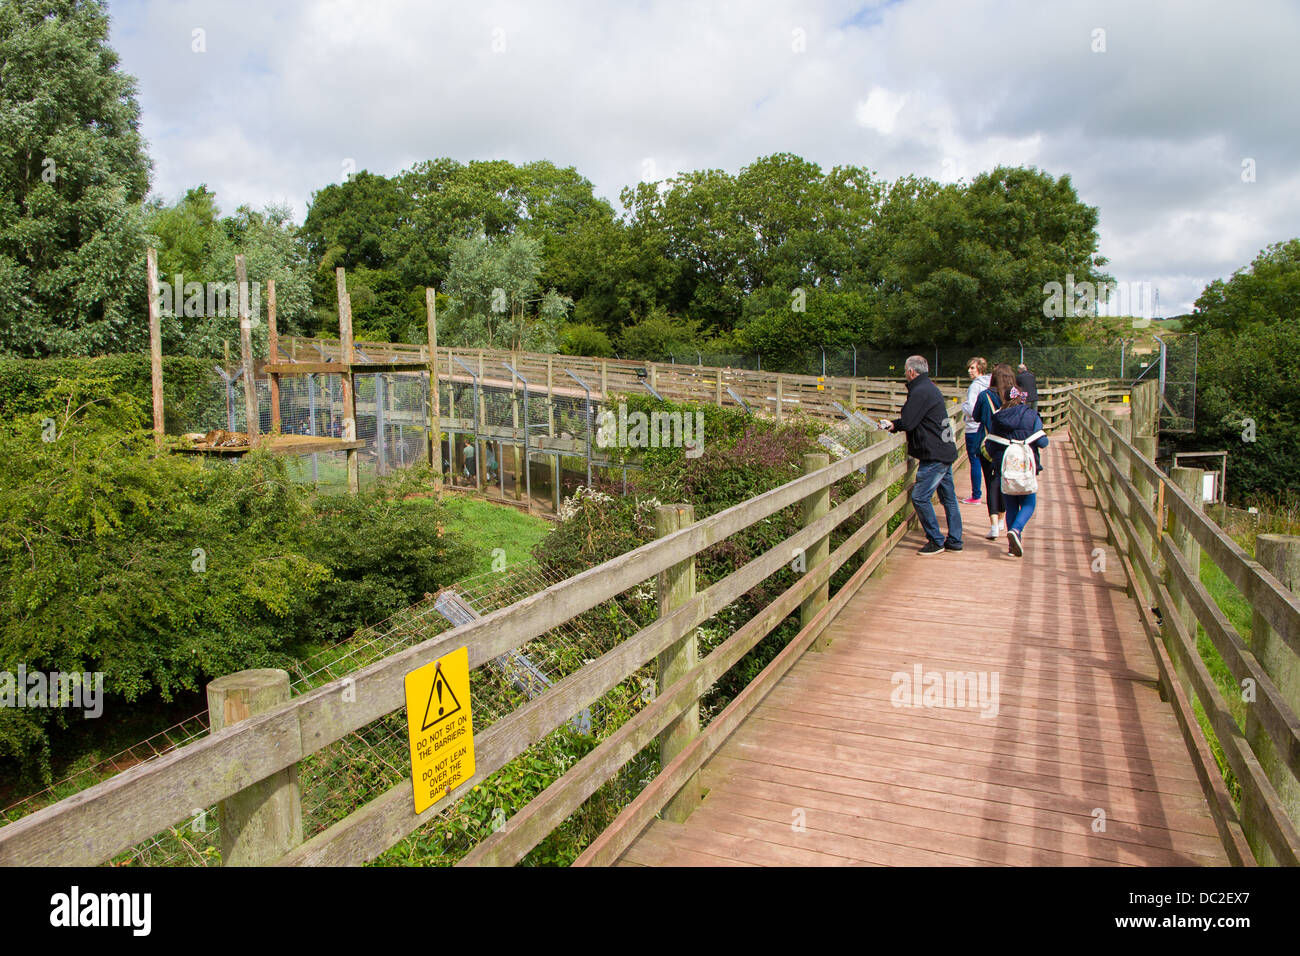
[974,363,1015,540]
[985,383,1049,558]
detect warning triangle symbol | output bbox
[421,666,463,731]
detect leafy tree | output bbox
[0,0,152,357]
[876,167,1108,348]
[0,374,478,783]
[144,189,315,356]
[735,288,877,371]
[1185,239,1300,338]
[1181,239,1300,499]
[0,377,328,781]
[440,233,572,351]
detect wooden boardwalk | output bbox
[618,432,1230,866]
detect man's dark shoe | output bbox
[918,541,945,556]
[944,540,963,552]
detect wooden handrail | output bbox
[4,402,971,867]
[1070,392,1300,866]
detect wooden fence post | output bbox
[1164,466,1203,695]
[267,279,280,435]
[146,248,164,444]
[802,454,832,651]
[427,288,442,484]
[864,430,891,579]
[1108,411,1134,597]
[336,268,358,493]
[775,375,784,422]
[1244,535,1300,865]
[236,255,259,448]
[1131,384,1158,575]
[655,504,701,822]
[205,669,302,866]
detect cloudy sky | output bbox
[107,0,1300,314]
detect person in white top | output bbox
[960,357,991,505]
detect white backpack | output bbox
[985,430,1044,495]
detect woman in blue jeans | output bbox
[987,385,1048,558]
[961,357,991,502]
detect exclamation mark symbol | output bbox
[436,677,444,717]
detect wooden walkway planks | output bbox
[617,432,1231,866]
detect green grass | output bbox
[427,495,551,575]
[1193,538,1257,808]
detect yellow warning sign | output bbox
[817,376,825,391]
[1122,394,1131,404]
[405,646,475,813]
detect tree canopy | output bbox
[0,0,151,357]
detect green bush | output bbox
[559,323,615,358]
[0,376,474,784]
[300,466,477,644]
[0,354,225,433]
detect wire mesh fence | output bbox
[663,344,1148,381]
[0,561,667,866]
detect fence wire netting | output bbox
[1,562,664,867]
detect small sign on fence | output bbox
[405,646,475,813]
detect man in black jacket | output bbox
[1016,363,1038,410]
[884,355,962,555]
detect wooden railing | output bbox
[22,380,1214,868]
[0,397,989,866]
[1071,384,1300,866]
[281,335,971,421]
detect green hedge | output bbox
[0,355,226,434]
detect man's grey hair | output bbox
[905,355,929,375]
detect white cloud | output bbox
[106,0,1300,315]
[856,87,906,135]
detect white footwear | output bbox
[986,527,998,539]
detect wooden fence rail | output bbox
[280,336,1115,423]
[1071,389,1300,866]
[11,380,1179,867]
[0,396,987,866]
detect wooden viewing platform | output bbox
[3,382,1295,868]
[611,434,1230,866]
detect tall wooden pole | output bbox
[146,248,164,444]
[235,255,259,447]
[267,279,280,435]
[426,288,442,485]
[337,267,358,493]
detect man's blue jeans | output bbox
[912,460,962,547]
[963,433,983,498]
